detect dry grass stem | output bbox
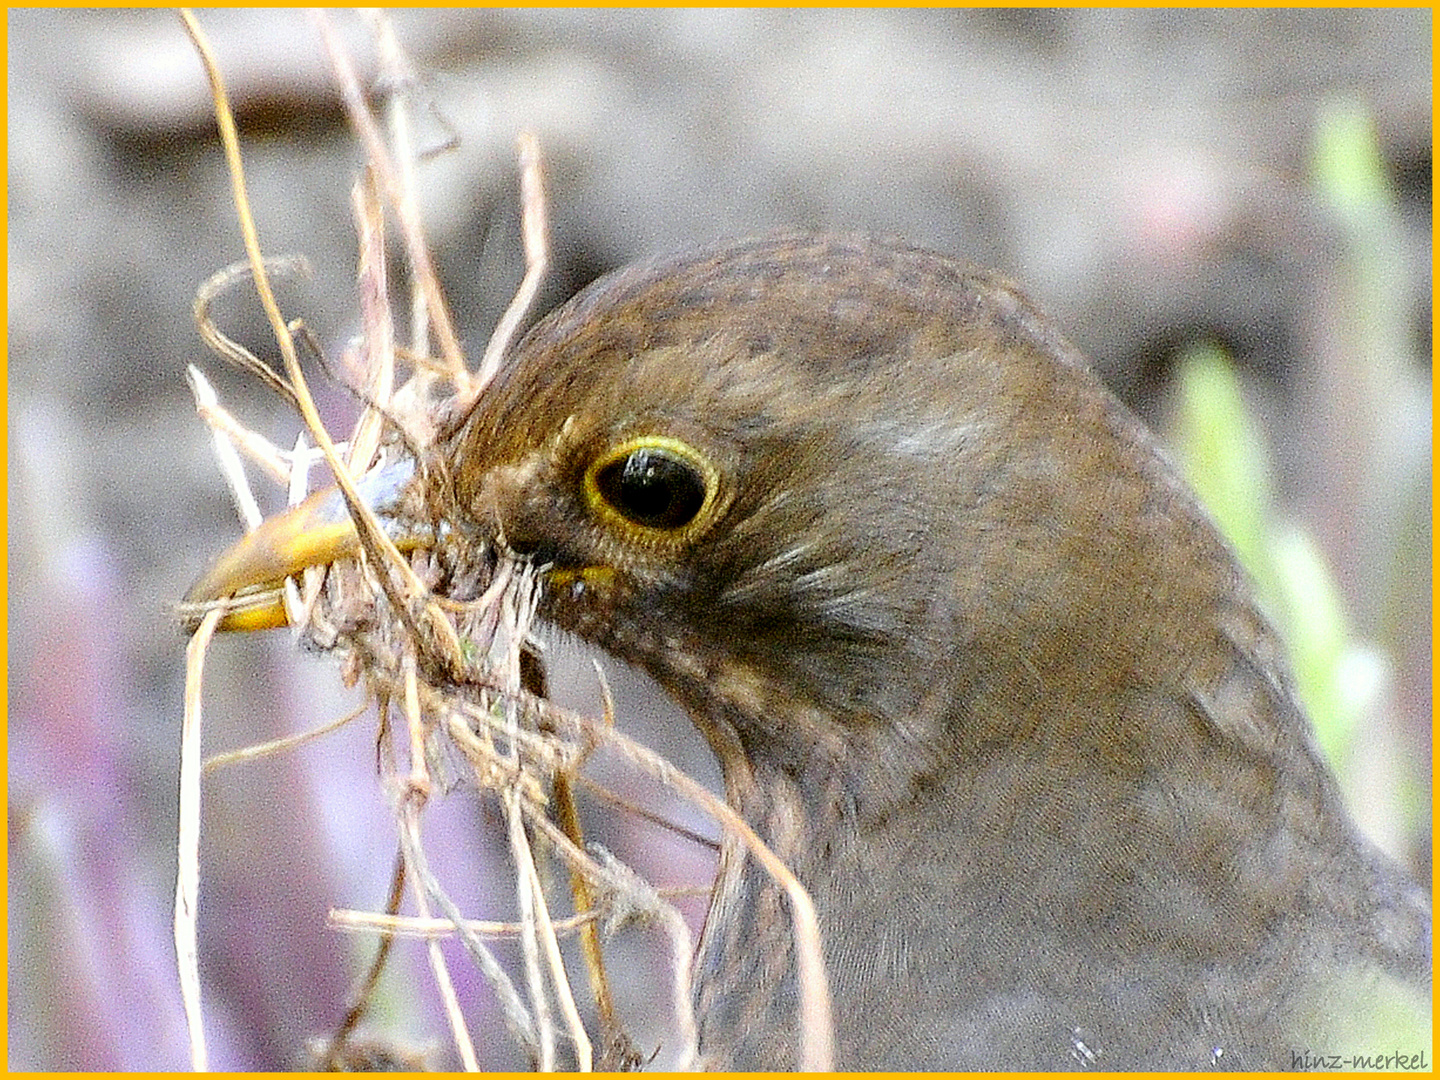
[178,606,222,1071]
[191,256,310,407]
[346,169,396,473]
[473,130,550,399]
[201,700,372,774]
[330,907,603,941]
[394,791,483,1071]
[185,365,267,527]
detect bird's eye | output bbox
[585,437,717,534]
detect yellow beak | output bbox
[181,459,419,633]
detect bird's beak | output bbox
[181,458,421,633]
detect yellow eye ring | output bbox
[583,435,721,538]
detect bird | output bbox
[185,232,1430,1070]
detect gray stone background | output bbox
[8,8,1430,1070]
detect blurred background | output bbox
[8,8,1430,1070]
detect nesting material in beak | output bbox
[181,457,419,632]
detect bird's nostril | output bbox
[492,498,557,562]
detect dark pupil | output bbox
[597,447,706,529]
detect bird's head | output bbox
[184,232,1243,812]
[183,233,1432,1071]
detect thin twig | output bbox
[178,606,223,1071]
[390,764,539,1055]
[320,854,408,1069]
[346,169,395,474]
[329,906,602,941]
[202,699,371,773]
[507,789,558,1070]
[361,9,433,361]
[520,816,594,1073]
[395,794,480,1071]
[187,365,267,528]
[192,256,309,407]
[572,773,720,853]
[472,131,550,400]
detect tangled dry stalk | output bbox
[175,9,832,1073]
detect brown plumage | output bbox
[187,232,1429,1069]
